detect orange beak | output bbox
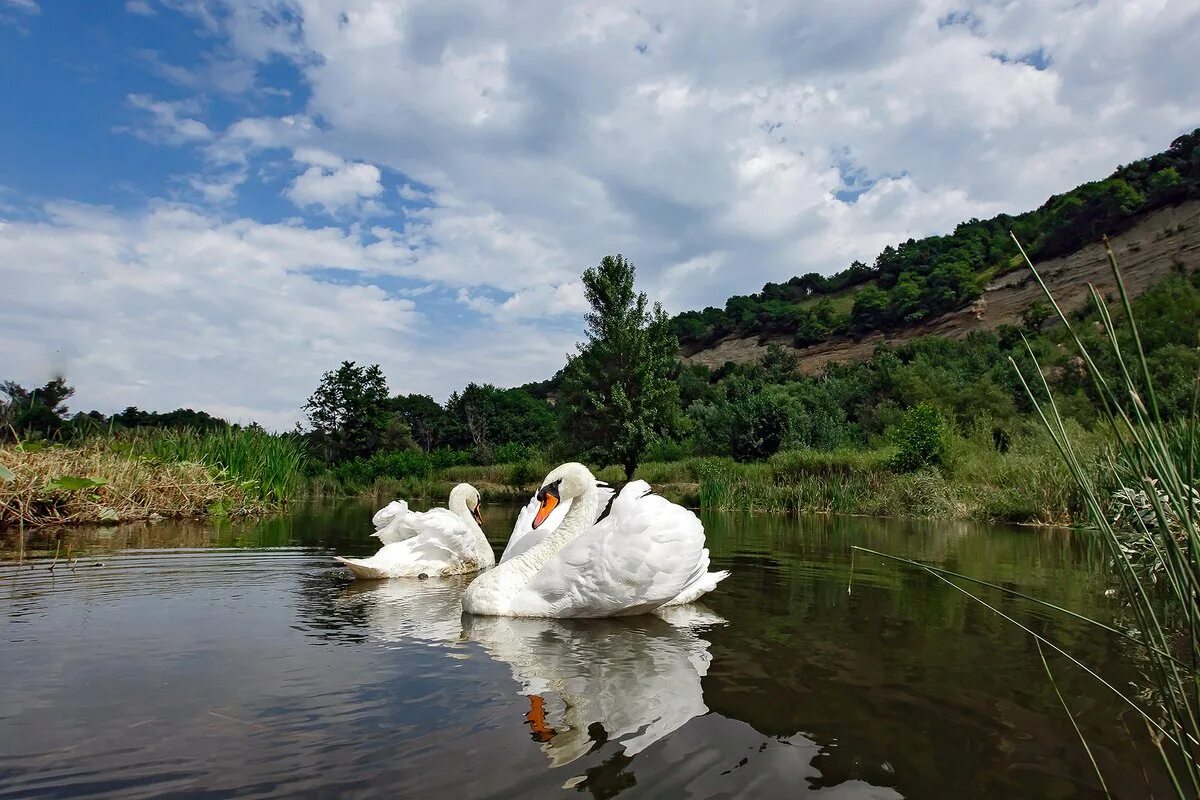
[531,493,558,529]
[471,503,484,526]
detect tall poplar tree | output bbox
[559,254,681,479]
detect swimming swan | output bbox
[462,463,726,617]
[500,477,728,607]
[335,483,494,579]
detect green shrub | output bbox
[889,403,948,471]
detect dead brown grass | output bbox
[0,442,267,528]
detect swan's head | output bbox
[449,483,484,526]
[531,462,596,529]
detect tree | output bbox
[1020,299,1052,333]
[559,254,682,479]
[1,376,75,439]
[443,384,555,462]
[392,393,448,452]
[851,285,889,332]
[303,361,407,464]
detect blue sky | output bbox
[2,0,1198,429]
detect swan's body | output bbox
[462,463,725,617]
[501,480,728,607]
[335,484,494,579]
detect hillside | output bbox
[673,128,1200,371]
[686,199,1200,371]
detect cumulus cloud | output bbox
[285,149,384,214]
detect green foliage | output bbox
[443,383,555,462]
[1021,299,1052,333]
[304,361,409,464]
[390,393,448,452]
[1,376,75,440]
[889,403,948,471]
[559,254,682,479]
[130,426,308,503]
[111,406,228,430]
[43,476,108,492]
[324,447,472,494]
[850,285,889,331]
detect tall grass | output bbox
[128,426,308,503]
[858,238,1199,795]
[1011,237,1199,795]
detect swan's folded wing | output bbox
[500,494,546,562]
[522,481,705,617]
[344,508,482,575]
[500,483,615,563]
[372,499,424,545]
[372,499,408,529]
[408,508,481,560]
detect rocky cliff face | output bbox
[684,201,1200,373]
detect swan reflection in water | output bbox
[463,606,724,768]
[334,574,472,648]
[335,576,724,767]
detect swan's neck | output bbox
[513,485,598,571]
[448,495,489,558]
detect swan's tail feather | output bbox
[664,569,731,606]
[335,555,388,580]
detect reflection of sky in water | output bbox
[0,500,1164,798]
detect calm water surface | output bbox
[0,501,1165,798]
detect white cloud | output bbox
[0,200,580,427]
[285,150,384,214]
[4,0,38,13]
[180,0,1197,311]
[125,1,154,16]
[125,93,213,144]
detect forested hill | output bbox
[672,128,1200,360]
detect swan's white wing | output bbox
[500,484,615,563]
[371,499,407,529]
[340,508,489,578]
[371,499,424,545]
[520,481,705,617]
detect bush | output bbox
[491,442,537,464]
[889,403,947,471]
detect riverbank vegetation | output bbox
[0,427,307,527]
[3,260,1195,528]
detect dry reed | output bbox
[0,442,266,528]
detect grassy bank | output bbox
[0,427,308,528]
[318,423,1108,525]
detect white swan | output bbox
[499,481,615,562]
[462,463,726,617]
[500,476,728,607]
[335,483,495,579]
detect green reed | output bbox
[857,238,1199,796]
[129,426,308,504]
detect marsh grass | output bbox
[129,426,307,503]
[857,238,1200,796]
[0,440,263,527]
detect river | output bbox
[0,500,1164,798]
